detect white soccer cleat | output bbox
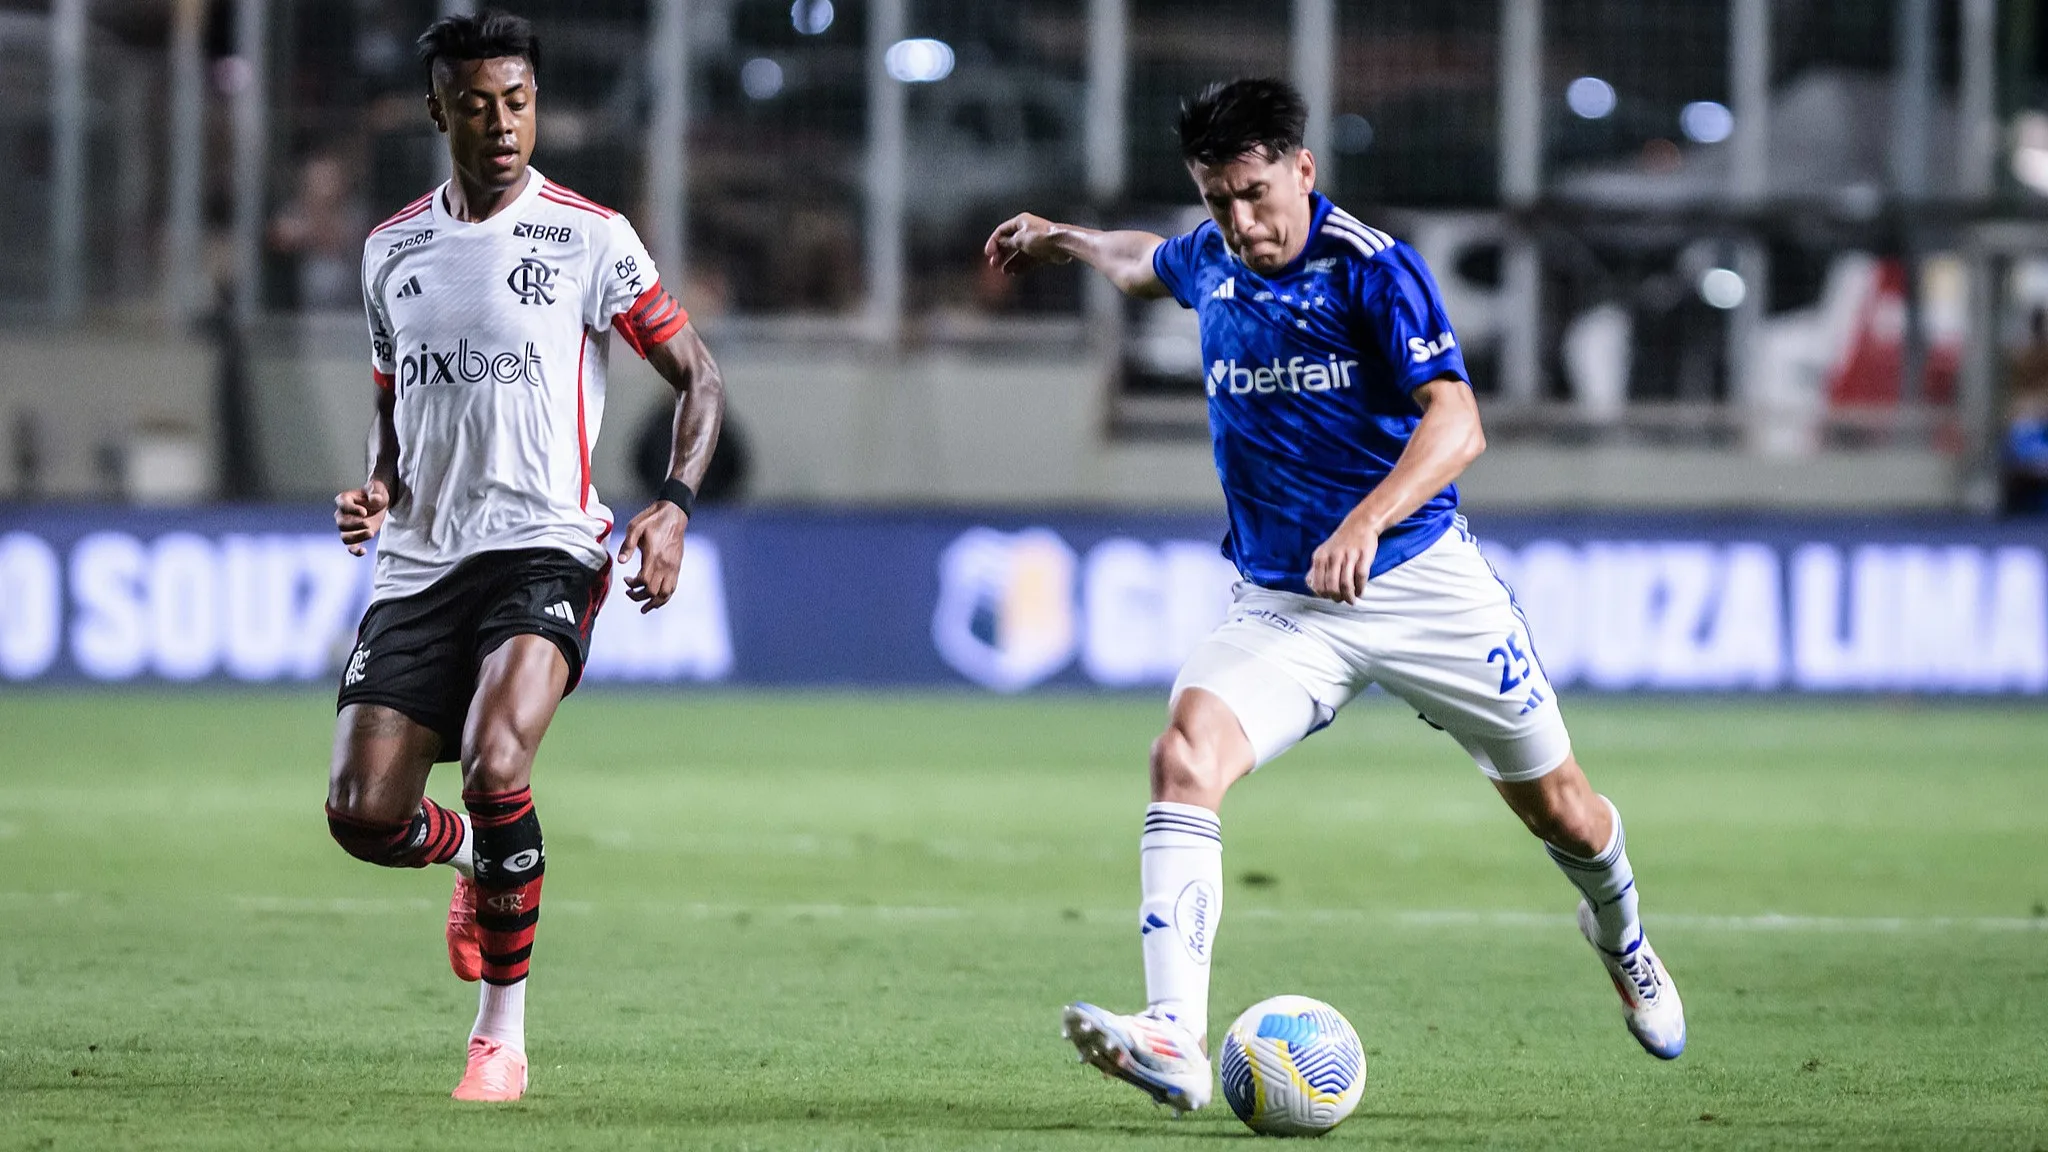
[1061,1002,1213,1114]
[1577,900,1686,1060]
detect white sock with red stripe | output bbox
[1139,802,1222,1044]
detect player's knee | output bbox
[325,799,409,865]
[1514,802,1572,847]
[1515,787,1604,855]
[461,728,538,795]
[1150,725,1227,804]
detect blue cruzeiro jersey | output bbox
[1152,192,1467,594]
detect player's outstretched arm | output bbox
[616,322,726,613]
[335,383,402,556]
[1307,376,1486,603]
[984,213,1171,299]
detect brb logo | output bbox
[512,220,573,243]
[506,257,557,305]
[396,340,544,390]
[384,229,433,257]
[1207,356,1359,397]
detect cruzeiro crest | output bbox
[506,256,556,305]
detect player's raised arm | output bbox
[984,213,1171,299]
[616,321,726,613]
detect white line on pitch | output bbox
[3,892,2043,932]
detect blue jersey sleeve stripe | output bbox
[1321,219,1389,255]
[1326,210,1395,251]
[1321,214,1384,245]
[1319,225,1382,258]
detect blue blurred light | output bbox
[1699,267,1746,309]
[1566,76,1616,119]
[741,57,784,101]
[885,38,955,83]
[1332,113,1373,153]
[1681,100,1734,144]
[791,0,834,36]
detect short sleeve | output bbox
[1150,224,1210,309]
[362,246,395,388]
[1358,244,1467,393]
[590,215,689,358]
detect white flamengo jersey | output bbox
[360,169,687,603]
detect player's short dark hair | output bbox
[416,7,540,93]
[1178,78,1309,167]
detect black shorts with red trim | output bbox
[337,547,610,761]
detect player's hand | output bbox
[617,501,688,614]
[1307,516,1380,604]
[984,213,1072,275]
[335,479,391,556]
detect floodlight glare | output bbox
[1566,76,1616,120]
[1681,101,1734,144]
[741,57,784,101]
[1699,267,1746,310]
[791,0,834,35]
[885,38,955,83]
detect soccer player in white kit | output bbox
[321,10,725,1102]
[986,79,1685,1114]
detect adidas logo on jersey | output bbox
[1209,277,1236,301]
[1207,355,1359,397]
[395,276,423,298]
[542,601,576,624]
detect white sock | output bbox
[447,814,474,879]
[470,980,526,1052]
[1546,795,1642,954]
[1139,802,1222,1043]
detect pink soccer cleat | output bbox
[451,1036,528,1101]
[446,875,481,982]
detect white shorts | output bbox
[1170,522,1572,782]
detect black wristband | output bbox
[657,478,697,517]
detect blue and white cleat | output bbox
[1061,1002,1213,1114]
[1578,901,1686,1059]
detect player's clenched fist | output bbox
[1307,516,1379,605]
[334,479,391,556]
[617,501,688,613]
[984,213,1072,275]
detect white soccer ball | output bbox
[1217,995,1367,1137]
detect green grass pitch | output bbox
[2,691,2045,1150]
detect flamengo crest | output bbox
[506,257,556,305]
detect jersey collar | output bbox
[431,167,547,232]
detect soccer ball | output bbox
[1217,995,1366,1136]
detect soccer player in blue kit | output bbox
[985,79,1685,1113]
